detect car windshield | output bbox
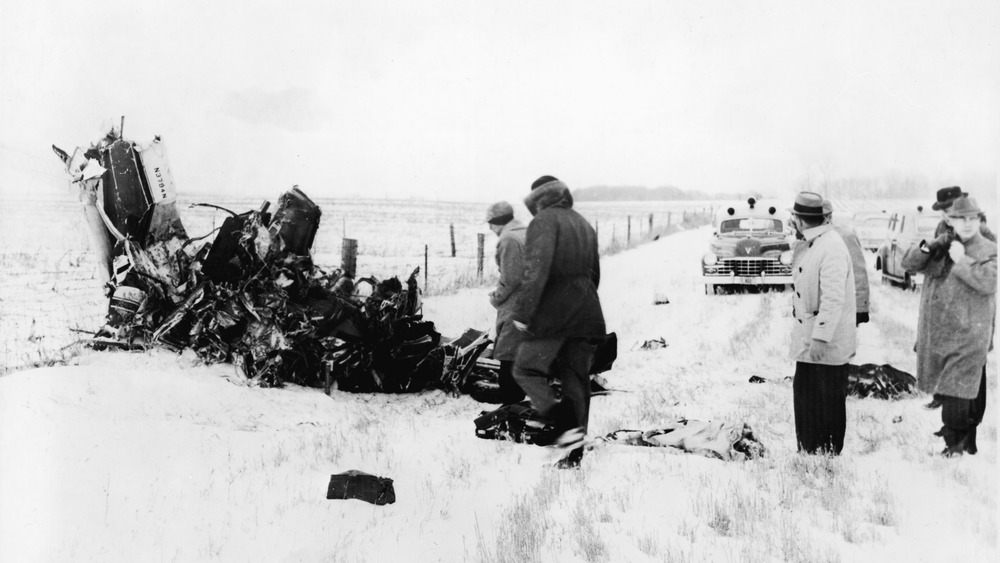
[719,218,783,234]
[916,216,940,236]
[862,217,890,229]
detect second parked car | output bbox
[876,206,939,289]
[852,210,891,251]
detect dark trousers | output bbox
[940,366,987,451]
[497,360,526,404]
[793,362,849,455]
[513,337,595,434]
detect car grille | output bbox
[717,258,785,276]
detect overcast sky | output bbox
[1,0,997,203]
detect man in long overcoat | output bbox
[512,175,606,468]
[789,192,857,455]
[902,196,996,455]
[485,201,527,404]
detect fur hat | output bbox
[531,175,559,190]
[788,192,825,216]
[945,196,982,218]
[485,201,514,225]
[932,186,968,211]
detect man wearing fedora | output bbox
[485,200,528,404]
[788,191,857,455]
[902,196,996,456]
[931,186,995,243]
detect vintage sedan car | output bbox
[852,210,891,251]
[702,198,794,294]
[875,205,939,289]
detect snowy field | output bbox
[1,218,995,562]
[0,191,710,373]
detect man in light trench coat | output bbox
[902,196,996,456]
[788,191,857,455]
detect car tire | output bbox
[875,257,882,271]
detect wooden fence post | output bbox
[649,213,653,232]
[627,216,631,243]
[424,244,428,289]
[341,238,357,278]
[450,224,456,257]
[477,233,485,279]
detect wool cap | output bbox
[932,186,968,211]
[945,196,982,218]
[486,201,515,225]
[531,175,559,190]
[788,191,826,216]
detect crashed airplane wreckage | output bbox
[53,125,621,394]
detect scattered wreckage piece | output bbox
[847,363,917,400]
[326,470,395,505]
[634,337,667,351]
[463,332,619,404]
[747,364,916,400]
[474,409,765,461]
[474,402,562,445]
[599,420,766,461]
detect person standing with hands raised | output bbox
[902,196,996,456]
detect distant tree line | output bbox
[573,185,741,201]
[796,173,930,199]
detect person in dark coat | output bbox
[822,199,870,325]
[512,175,606,468]
[485,201,528,404]
[788,192,857,455]
[902,196,996,456]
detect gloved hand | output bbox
[856,312,869,326]
[923,232,954,255]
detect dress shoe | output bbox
[552,427,586,469]
[923,398,942,410]
[966,427,978,455]
[555,446,584,469]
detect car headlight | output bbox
[779,250,793,265]
[703,253,718,266]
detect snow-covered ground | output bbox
[1,226,995,562]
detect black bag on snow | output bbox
[326,470,395,505]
